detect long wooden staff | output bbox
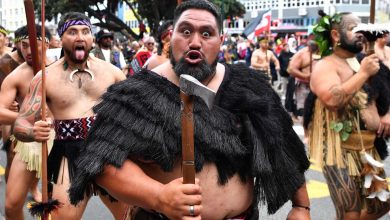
[40,1,49,218]
[23,0,40,75]
[27,1,60,219]
[370,0,375,24]
[368,0,376,55]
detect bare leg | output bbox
[360,198,390,220]
[99,194,129,220]
[29,178,42,202]
[323,166,361,220]
[4,139,15,182]
[343,211,360,220]
[5,153,37,220]
[50,158,89,220]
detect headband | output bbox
[58,19,92,37]
[313,13,342,56]
[0,28,9,36]
[259,39,268,44]
[14,35,50,43]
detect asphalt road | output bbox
[0,124,389,220]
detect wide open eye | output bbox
[183,29,191,36]
[202,31,211,38]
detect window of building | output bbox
[336,0,340,3]
[15,8,18,15]
[343,0,350,3]
[362,0,368,3]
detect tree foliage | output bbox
[33,0,245,40]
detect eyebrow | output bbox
[176,21,216,31]
[67,27,90,32]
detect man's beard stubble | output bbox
[170,48,218,82]
[339,31,363,54]
[16,48,24,62]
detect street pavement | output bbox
[0,124,389,219]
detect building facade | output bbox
[0,0,26,33]
[225,0,387,35]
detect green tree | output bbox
[33,0,245,40]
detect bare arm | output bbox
[378,110,390,137]
[13,74,43,142]
[310,54,379,111]
[287,51,309,81]
[271,52,280,70]
[0,75,19,124]
[95,160,202,219]
[287,183,310,220]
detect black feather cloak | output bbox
[69,63,310,214]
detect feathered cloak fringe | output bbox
[69,63,310,214]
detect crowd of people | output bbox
[0,0,388,219]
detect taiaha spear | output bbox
[370,0,375,24]
[23,0,40,75]
[27,0,60,219]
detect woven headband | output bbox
[58,19,91,37]
[14,35,50,43]
[0,28,9,36]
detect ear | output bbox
[330,29,340,44]
[169,29,173,37]
[220,34,224,46]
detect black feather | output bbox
[28,199,61,218]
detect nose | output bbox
[75,32,85,41]
[189,33,201,50]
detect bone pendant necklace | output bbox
[64,60,95,88]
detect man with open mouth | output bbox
[13,12,128,220]
[68,1,311,219]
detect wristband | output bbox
[292,204,310,211]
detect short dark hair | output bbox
[173,0,222,34]
[156,20,173,55]
[36,25,52,40]
[14,25,27,39]
[16,25,51,40]
[58,12,90,32]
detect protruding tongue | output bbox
[75,50,85,60]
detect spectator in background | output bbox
[91,29,127,70]
[146,20,173,70]
[245,42,255,67]
[297,36,308,51]
[49,35,61,48]
[123,40,140,64]
[278,43,294,99]
[288,34,297,53]
[128,36,155,75]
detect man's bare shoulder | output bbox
[311,56,337,77]
[7,62,33,80]
[89,56,125,81]
[252,49,261,56]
